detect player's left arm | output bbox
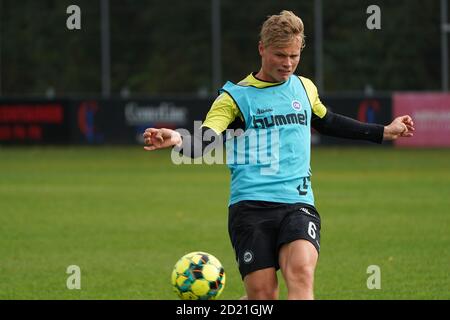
[300,76,415,143]
[312,111,415,143]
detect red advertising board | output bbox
[393,93,450,147]
[0,101,70,144]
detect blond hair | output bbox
[260,10,305,50]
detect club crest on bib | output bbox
[292,100,302,111]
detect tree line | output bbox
[0,0,445,97]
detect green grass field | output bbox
[0,146,449,299]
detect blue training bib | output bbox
[220,75,315,206]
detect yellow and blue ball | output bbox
[171,251,226,300]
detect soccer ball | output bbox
[171,251,226,300]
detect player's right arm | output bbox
[143,127,182,151]
[143,93,239,157]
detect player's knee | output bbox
[284,264,315,289]
[246,283,278,300]
[248,289,278,300]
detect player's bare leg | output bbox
[279,239,318,300]
[243,267,279,300]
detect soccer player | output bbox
[143,10,414,300]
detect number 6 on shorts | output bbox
[308,221,317,239]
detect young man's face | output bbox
[257,38,301,82]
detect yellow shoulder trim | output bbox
[299,76,327,118]
[201,92,242,134]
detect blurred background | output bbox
[0,0,446,97]
[0,0,449,147]
[0,0,449,300]
[0,0,449,146]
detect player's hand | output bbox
[383,115,415,141]
[143,128,182,151]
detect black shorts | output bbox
[228,200,321,279]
